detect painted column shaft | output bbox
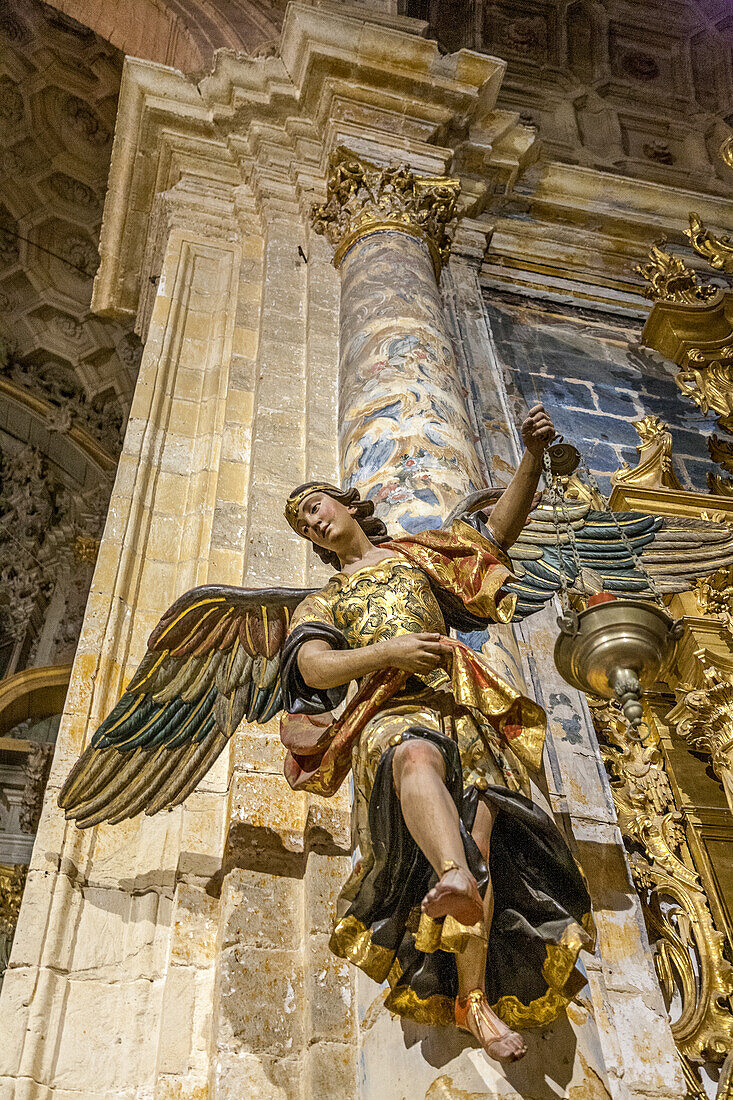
[338,229,485,534]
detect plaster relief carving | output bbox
[0,77,23,124]
[62,94,111,146]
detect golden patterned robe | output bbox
[280,520,546,796]
[279,521,594,1031]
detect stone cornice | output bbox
[92,3,533,322]
[480,161,733,313]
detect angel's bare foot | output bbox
[455,989,527,1064]
[421,861,483,926]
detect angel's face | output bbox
[295,492,358,551]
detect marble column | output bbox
[313,152,486,533]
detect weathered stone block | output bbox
[213,1052,301,1100]
[305,1039,357,1100]
[221,869,302,952]
[217,945,304,1056]
[305,932,354,1042]
[171,884,220,969]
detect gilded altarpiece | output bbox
[606,449,733,1097]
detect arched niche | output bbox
[0,663,71,736]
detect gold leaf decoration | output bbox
[686,213,733,274]
[677,349,733,431]
[634,241,718,305]
[612,414,683,491]
[311,147,460,276]
[590,700,733,1066]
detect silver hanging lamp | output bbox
[545,442,682,730]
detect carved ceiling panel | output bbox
[412,0,733,195]
[0,0,140,428]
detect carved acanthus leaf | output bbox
[687,213,733,274]
[708,434,733,474]
[693,565,733,623]
[311,148,460,274]
[612,415,683,491]
[708,473,733,497]
[634,241,718,305]
[668,663,733,817]
[590,699,733,1064]
[677,348,733,432]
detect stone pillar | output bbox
[0,173,243,1100]
[313,153,486,531]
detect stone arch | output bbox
[0,664,71,735]
[41,0,285,72]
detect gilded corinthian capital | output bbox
[311,148,460,275]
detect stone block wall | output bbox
[478,295,716,489]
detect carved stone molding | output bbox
[0,441,110,651]
[634,241,718,306]
[1,356,124,455]
[93,13,530,323]
[687,213,733,274]
[311,149,460,276]
[591,701,733,1067]
[19,742,54,834]
[612,415,684,492]
[0,0,140,413]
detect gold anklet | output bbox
[440,859,460,876]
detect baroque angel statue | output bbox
[59,404,733,1065]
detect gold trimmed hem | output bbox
[330,911,594,1032]
[385,984,455,1028]
[414,911,486,955]
[329,913,396,984]
[492,917,595,1030]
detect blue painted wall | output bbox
[476,297,715,491]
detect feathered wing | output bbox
[445,487,733,620]
[58,584,313,828]
[507,498,733,619]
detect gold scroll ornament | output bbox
[687,213,733,275]
[590,701,733,1074]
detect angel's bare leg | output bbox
[392,740,482,926]
[455,799,527,1063]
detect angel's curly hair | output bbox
[285,482,389,571]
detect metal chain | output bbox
[543,450,571,613]
[578,455,667,609]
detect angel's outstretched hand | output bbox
[521,404,556,459]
